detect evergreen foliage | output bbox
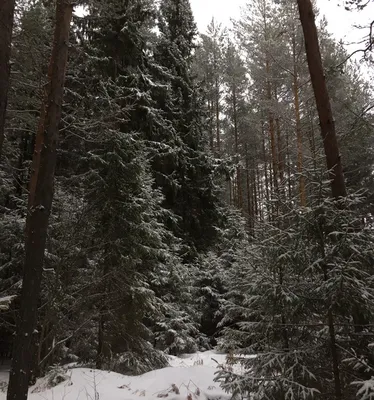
[0,1,374,398]
[217,181,374,398]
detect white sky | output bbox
[190,0,374,53]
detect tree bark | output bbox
[232,84,241,208]
[265,59,278,193]
[6,2,73,400]
[285,126,292,200]
[245,144,252,232]
[275,112,284,186]
[297,0,347,199]
[208,99,214,151]
[253,161,258,219]
[292,33,306,206]
[215,77,220,153]
[297,1,345,398]
[0,0,16,159]
[256,162,262,221]
[262,125,270,206]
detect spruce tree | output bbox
[217,179,374,399]
[56,0,198,369]
[153,0,224,258]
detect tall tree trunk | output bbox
[297,0,346,199]
[253,161,258,219]
[274,88,285,209]
[28,100,48,210]
[256,162,262,221]
[7,2,73,400]
[285,127,292,200]
[245,144,252,231]
[208,98,214,151]
[297,1,346,398]
[292,33,306,206]
[275,114,284,186]
[232,85,241,208]
[265,59,278,193]
[262,126,270,206]
[0,0,16,159]
[215,77,220,153]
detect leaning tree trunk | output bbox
[6,2,73,400]
[297,1,346,399]
[0,0,16,159]
[297,0,346,199]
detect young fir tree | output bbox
[83,129,172,373]
[217,173,374,399]
[194,207,249,346]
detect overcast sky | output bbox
[189,0,374,53]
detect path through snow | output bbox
[0,351,237,400]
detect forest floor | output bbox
[0,351,237,400]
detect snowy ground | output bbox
[0,351,239,400]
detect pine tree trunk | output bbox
[285,127,292,200]
[215,77,220,153]
[265,59,278,193]
[28,101,48,210]
[0,0,16,159]
[275,116,284,186]
[208,99,214,151]
[245,144,252,232]
[256,163,263,221]
[297,1,345,398]
[6,2,73,400]
[233,85,241,208]
[297,0,346,199]
[253,162,258,219]
[292,33,306,206]
[262,123,270,205]
[268,152,273,195]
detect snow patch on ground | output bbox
[168,350,227,368]
[0,351,233,400]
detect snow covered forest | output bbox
[1,0,374,399]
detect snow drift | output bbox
[0,351,233,400]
